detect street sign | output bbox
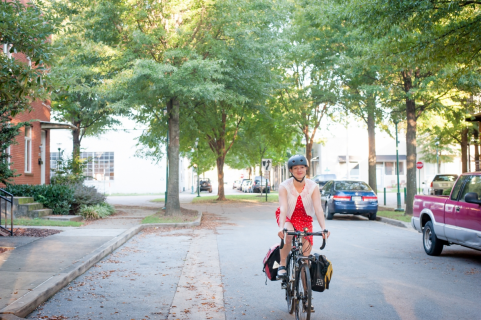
[262,159,272,171]
[416,161,424,169]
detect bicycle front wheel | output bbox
[295,263,311,320]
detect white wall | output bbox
[50,119,192,194]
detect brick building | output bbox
[4,0,74,185]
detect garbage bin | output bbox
[434,189,444,195]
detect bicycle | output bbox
[279,228,328,320]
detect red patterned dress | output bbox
[275,191,314,245]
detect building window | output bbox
[80,152,114,181]
[50,151,115,180]
[24,127,32,173]
[385,162,404,175]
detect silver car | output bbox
[423,174,458,195]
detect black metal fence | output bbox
[0,188,14,236]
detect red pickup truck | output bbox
[412,172,481,256]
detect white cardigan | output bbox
[279,178,319,219]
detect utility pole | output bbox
[394,120,404,212]
[436,140,439,174]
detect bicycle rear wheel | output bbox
[285,252,295,314]
[295,263,311,320]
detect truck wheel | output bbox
[423,221,444,256]
[325,205,334,220]
[368,212,377,220]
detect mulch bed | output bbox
[0,247,13,254]
[12,228,62,237]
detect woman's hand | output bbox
[278,229,285,240]
[322,230,331,240]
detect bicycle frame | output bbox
[280,228,328,319]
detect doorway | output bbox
[41,130,46,185]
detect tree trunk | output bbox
[248,167,252,179]
[367,100,377,192]
[305,140,313,178]
[166,98,181,215]
[72,125,81,158]
[461,128,468,173]
[216,156,226,201]
[474,129,479,171]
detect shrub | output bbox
[5,184,74,215]
[80,202,116,220]
[50,150,91,185]
[71,184,105,213]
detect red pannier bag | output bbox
[262,244,280,283]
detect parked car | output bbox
[199,178,213,193]
[241,179,252,192]
[320,180,378,220]
[252,176,270,193]
[237,178,251,191]
[243,180,253,193]
[422,174,458,195]
[312,174,337,189]
[233,180,242,189]
[412,173,481,256]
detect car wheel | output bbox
[368,212,377,220]
[423,221,444,256]
[267,188,271,194]
[325,204,334,220]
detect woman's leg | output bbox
[279,222,294,273]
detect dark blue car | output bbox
[320,180,378,220]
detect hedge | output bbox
[5,184,74,215]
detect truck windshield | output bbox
[434,175,457,182]
[450,176,469,201]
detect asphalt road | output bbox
[28,202,481,320]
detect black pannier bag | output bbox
[310,253,333,292]
[263,244,281,282]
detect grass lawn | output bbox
[192,193,279,203]
[142,214,198,224]
[377,211,412,223]
[6,218,84,227]
[149,198,165,202]
[109,193,164,196]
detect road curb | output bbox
[0,210,203,318]
[376,216,410,228]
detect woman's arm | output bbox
[311,184,330,238]
[277,185,288,239]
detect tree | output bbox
[276,17,338,177]
[49,32,127,160]
[0,0,57,183]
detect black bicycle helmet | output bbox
[288,155,308,169]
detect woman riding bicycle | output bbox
[276,155,331,280]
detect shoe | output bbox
[277,266,287,280]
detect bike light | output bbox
[333,195,350,201]
[362,196,378,201]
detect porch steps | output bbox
[13,197,53,219]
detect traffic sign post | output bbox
[416,161,424,194]
[262,159,272,201]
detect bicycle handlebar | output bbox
[279,228,328,250]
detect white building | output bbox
[50,119,195,194]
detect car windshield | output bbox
[434,175,457,182]
[200,179,210,183]
[318,181,328,187]
[255,179,268,185]
[334,181,372,191]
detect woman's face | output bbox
[290,165,307,180]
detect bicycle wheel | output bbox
[285,252,295,314]
[295,263,311,320]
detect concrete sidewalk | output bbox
[0,227,135,317]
